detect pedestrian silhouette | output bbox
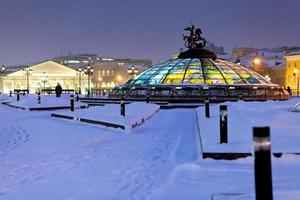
[55,83,62,98]
[287,86,292,97]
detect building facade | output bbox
[0,61,88,93]
[285,54,300,93]
[52,54,152,93]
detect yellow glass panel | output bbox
[164,73,185,84]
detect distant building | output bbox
[0,61,88,93]
[231,47,300,86]
[0,54,152,94]
[284,53,300,93]
[91,61,146,93]
[52,54,152,92]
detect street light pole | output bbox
[1,65,5,73]
[293,68,299,97]
[127,65,139,77]
[84,65,93,97]
[297,75,299,97]
[77,67,83,95]
[41,72,48,91]
[23,67,32,93]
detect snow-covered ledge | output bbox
[52,102,160,132]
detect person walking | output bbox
[55,83,62,98]
[287,86,292,97]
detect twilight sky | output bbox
[0,0,300,66]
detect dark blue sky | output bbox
[1,0,300,66]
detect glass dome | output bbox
[109,26,289,102]
[127,58,271,85]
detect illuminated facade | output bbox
[0,61,88,93]
[285,54,300,92]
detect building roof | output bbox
[6,60,78,77]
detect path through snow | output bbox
[0,105,199,200]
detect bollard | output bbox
[220,105,228,144]
[120,96,125,117]
[204,98,210,118]
[146,94,150,103]
[253,127,273,200]
[17,91,20,101]
[70,94,75,111]
[76,93,79,102]
[37,92,41,104]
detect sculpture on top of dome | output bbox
[183,24,206,49]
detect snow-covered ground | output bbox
[197,98,300,153]
[53,102,160,131]
[0,99,300,199]
[0,94,9,102]
[6,94,87,110]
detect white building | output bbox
[0,61,88,93]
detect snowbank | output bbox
[53,102,160,131]
[0,93,9,102]
[6,94,87,110]
[196,98,300,153]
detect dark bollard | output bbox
[70,94,75,111]
[120,97,125,117]
[220,105,228,144]
[37,92,41,104]
[76,93,79,102]
[253,127,273,200]
[146,94,150,103]
[204,98,210,118]
[16,91,20,101]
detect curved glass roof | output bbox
[127,58,271,85]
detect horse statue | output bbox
[183,25,206,49]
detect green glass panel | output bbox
[201,58,226,84]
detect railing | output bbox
[41,89,75,94]
[108,84,290,102]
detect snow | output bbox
[6,94,87,110]
[0,94,9,103]
[196,98,300,153]
[52,102,160,131]
[0,98,300,199]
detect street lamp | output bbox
[127,66,139,77]
[116,75,122,85]
[77,67,84,94]
[41,72,48,91]
[84,64,94,97]
[293,68,299,97]
[23,66,33,93]
[264,75,271,82]
[1,65,5,73]
[253,57,261,65]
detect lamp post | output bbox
[1,65,5,73]
[252,57,263,74]
[23,66,33,93]
[0,66,5,93]
[41,72,48,91]
[293,68,299,97]
[127,65,139,77]
[77,67,84,94]
[84,65,94,97]
[116,75,123,85]
[264,75,271,82]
